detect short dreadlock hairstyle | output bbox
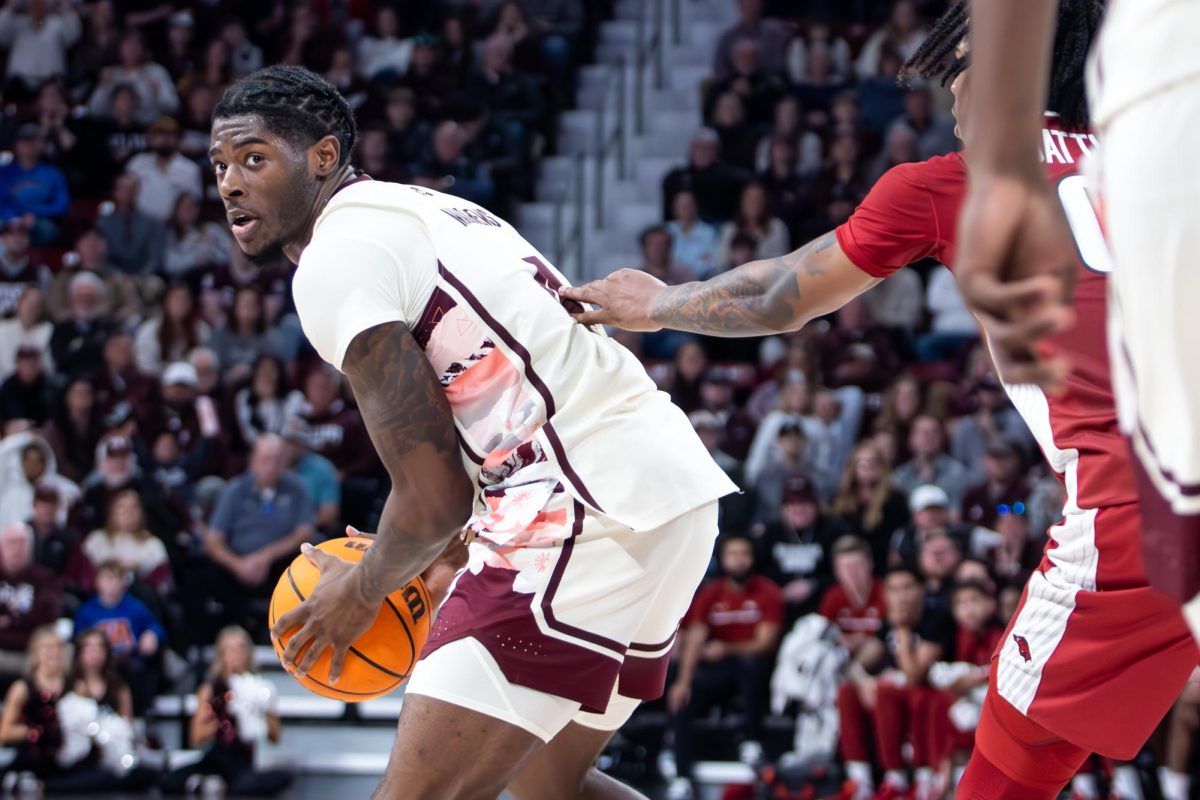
[213,65,358,165]
[901,0,1105,131]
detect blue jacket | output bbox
[75,593,166,658]
[0,161,69,221]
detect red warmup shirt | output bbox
[833,117,1147,589]
[687,575,784,644]
[819,579,886,651]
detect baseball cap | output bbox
[909,484,951,512]
[102,436,132,458]
[33,485,59,504]
[162,361,198,387]
[781,475,818,506]
[689,410,723,431]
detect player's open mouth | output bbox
[229,214,259,241]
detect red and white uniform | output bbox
[834,118,1199,758]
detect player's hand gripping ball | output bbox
[270,538,432,701]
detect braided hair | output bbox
[213,65,358,165]
[901,0,1105,131]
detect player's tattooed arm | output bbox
[560,231,879,336]
[340,321,474,604]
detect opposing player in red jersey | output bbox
[561,3,1199,798]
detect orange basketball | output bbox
[269,537,432,702]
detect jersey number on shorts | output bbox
[1057,174,1115,275]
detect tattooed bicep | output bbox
[340,321,464,487]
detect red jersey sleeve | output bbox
[835,161,947,278]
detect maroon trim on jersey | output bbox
[454,429,486,466]
[617,649,672,700]
[419,562,623,713]
[1131,444,1200,603]
[1117,337,1200,496]
[628,632,677,653]
[411,286,457,350]
[539,501,627,655]
[331,172,373,198]
[436,261,605,512]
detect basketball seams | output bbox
[381,594,418,675]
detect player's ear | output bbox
[312,134,341,180]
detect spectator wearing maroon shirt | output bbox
[960,439,1030,529]
[837,565,953,799]
[819,535,885,656]
[666,535,782,793]
[0,523,63,681]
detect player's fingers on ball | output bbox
[327,647,348,685]
[281,623,315,666]
[272,605,308,641]
[300,542,332,570]
[296,635,326,675]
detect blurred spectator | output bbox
[755,475,848,621]
[873,373,923,458]
[755,96,823,175]
[356,125,408,184]
[178,84,218,161]
[72,561,162,714]
[95,174,165,276]
[708,38,783,127]
[209,286,284,386]
[816,299,905,392]
[0,345,53,426]
[233,355,303,450]
[707,91,758,172]
[892,415,971,510]
[832,441,910,569]
[855,0,926,79]
[665,340,708,414]
[869,123,920,183]
[899,84,957,159]
[41,376,101,484]
[410,121,495,207]
[802,385,866,493]
[161,11,198,83]
[46,229,142,322]
[378,87,430,168]
[890,484,1002,570]
[0,0,80,93]
[32,81,109,197]
[0,124,69,244]
[94,84,149,168]
[916,264,978,362]
[0,221,51,317]
[666,191,718,279]
[961,440,1030,529]
[198,435,314,638]
[0,524,63,680]
[27,485,77,577]
[48,271,112,378]
[662,129,748,224]
[951,374,1034,484]
[397,34,457,118]
[0,287,53,380]
[858,49,910,134]
[67,628,132,723]
[637,225,695,286]
[467,33,543,153]
[162,192,233,280]
[134,282,211,376]
[0,627,67,776]
[219,17,263,79]
[0,432,79,527]
[91,328,158,429]
[667,535,782,795]
[124,118,202,223]
[73,490,171,596]
[793,42,848,115]
[745,375,811,486]
[713,0,791,81]
[917,530,962,622]
[323,46,369,111]
[752,422,826,520]
[758,136,815,244]
[282,437,340,534]
[87,31,179,124]
[862,266,923,333]
[74,435,176,543]
[690,410,741,478]
[519,0,584,80]
[990,507,1042,583]
[356,6,412,83]
[161,625,291,796]
[786,21,852,83]
[142,361,224,483]
[695,368,757,462]
[819,534,886,655]
[715,182,789,270]
[811,133,869,211]
[837,565,951,799]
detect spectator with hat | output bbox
[74,434,177,545]
[123,117,202,223]
[755,475,848,622]
[0,345,53,426]
[0,222,50,318]
[26,485,78,580]
[960,439,1031,529]
[0,124,69,245]
[950,374,1034,485]
[695,366,757,462]
[0,522,64,682]
[889,484,1003,572]
[0,288,53,382]
[751,420,821,522]
[892,414,971,511]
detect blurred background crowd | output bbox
[0,0,1194,798]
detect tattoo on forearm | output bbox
[649,231,837,335]
[342,322,472,601]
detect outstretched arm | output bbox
[559,231,879,336]
[272,321,473,681]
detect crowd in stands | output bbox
[0,0,1194,798]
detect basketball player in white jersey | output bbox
[952,0,1200,640]
[207,66,736,799]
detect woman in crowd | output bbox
[73,489,171,596]
[209,287,284,387]
[832,441,910,570]
[715,182,790,270]
[0,288,54,380]
[42,377,104,484]
[68,628,132,721]
[161,626,291,797]
[134,283,211,376]
[162,193,233,281]
[232,355,303,452]
[0,627,68,786]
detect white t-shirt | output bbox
[124,153,203,222]
[293,180,737,531]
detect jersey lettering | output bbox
[1057,174,1114,274]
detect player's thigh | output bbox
[373,693,543,800]
[506,722,646,800]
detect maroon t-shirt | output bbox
[686,575,784,644]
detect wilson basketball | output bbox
[270,537,432,702]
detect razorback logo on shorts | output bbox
[1013,634,1033,663]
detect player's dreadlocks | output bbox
[213,65,358,165]
[902,0,1105,131]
